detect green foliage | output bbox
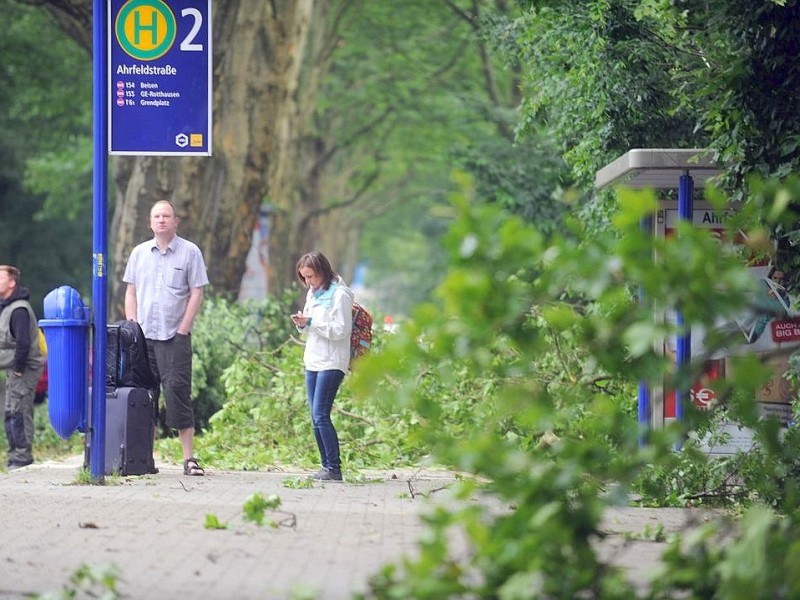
[0,2,90,157]
[678,0,800,194]
[332,1,570,317]
[242,492,282,527]
[26,138,93,221]
[509,0,701,187]
[451,136,574,233]
[353,198,642,597]
[746,174,800,292]
[197,324,499,472]
[350,187,800,598]
[36,563,120,600]
[197,341,314,470]
[509,0,800,252]
[73,467,93,485]
[204,513,228,530]
[184,291,297,433]
[0,0,93,309]
[282,476,314,489]
[650,506,800,599]
[632,438,742,508]
[625,523,668,543]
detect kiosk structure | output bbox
[595,148,800,454]
[594,149,799,453]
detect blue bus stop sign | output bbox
[108,0,212,155]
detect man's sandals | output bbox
[183,457,205,476]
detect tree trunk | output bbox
[263,1,348,296]
[109,0,331,316]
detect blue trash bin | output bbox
[39,286,90,439]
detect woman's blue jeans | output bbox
[305,369,345,471]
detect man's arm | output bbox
[124,284,138,321]
[177,287,204,335]
[10,308,31,375]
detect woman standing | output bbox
[291,251,353,481]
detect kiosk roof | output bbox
[595,148,720,190]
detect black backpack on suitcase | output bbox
[106,320,157,390]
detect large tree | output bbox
[0,1,93,310]
[510,0,800,192]
[24,0,349,315]
[21,0,570,318]
[311,0,571,314]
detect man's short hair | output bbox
[151,200,177,217]
[0,265,20,285]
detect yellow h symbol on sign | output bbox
[116,0,176,60]
[133,9,159,47]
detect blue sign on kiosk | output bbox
[108,0,212,155]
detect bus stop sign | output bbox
[108,0,212,155]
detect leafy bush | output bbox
[186,291,297,432]
[196,327,501,472]
[347,186,800,598]
[156,181,800,596]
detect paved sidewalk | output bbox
[0,457,723,599]
[0,457,467,599]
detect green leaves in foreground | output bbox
[242,492,282,527]
[204,493,288,531]
[355,187,800,598]
[204,514,228,530]
[36,563,121,600]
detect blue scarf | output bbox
[312,282,338,309]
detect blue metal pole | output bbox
[91,0,108,481]
[675,172,694,429]
[638,215,652,447]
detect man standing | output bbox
[123,201,209,476]
[0,265,45,470]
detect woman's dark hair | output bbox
[296,251,336,290]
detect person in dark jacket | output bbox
[0,265,45,470]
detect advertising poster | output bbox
[657,204,798,452]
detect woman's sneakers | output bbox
[312,467,343,481]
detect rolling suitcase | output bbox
[104,387,155,476]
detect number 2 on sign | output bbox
[180,8,203,51]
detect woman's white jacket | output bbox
[297,277,353,374]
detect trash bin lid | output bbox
[43,286,87,320]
